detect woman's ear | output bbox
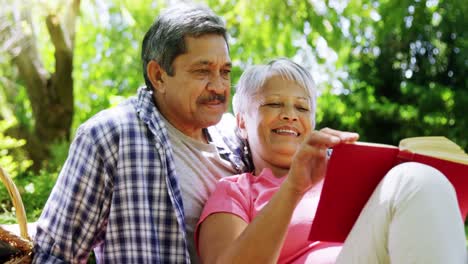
[147,60,166,94]
[236,113,248,139]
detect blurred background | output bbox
[0,0,466,241]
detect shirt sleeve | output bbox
[194,176,251,254]
[33,125,113,263]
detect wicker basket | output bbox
[0,166,33,263]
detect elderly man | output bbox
[33,4,249,263]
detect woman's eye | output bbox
[296,106,310,112]
[265,103,282,108]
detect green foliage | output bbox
[0,118,35,223]
[0,140,64,223]
[0,169,58,223]
[72,1,143,129]
[331,0,468,151]
[0,119,32,178]
[0,170,57,223]
[40,140,70,174]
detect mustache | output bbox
[197,94,226,104]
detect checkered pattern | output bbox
[33,87,247,263]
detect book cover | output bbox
[308,137,468,243]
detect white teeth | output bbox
[274,129,298,136]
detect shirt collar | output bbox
[136,87,158,123]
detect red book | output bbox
[308,136,468,243]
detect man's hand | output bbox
[284,128,359,195]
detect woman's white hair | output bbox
[232,58,317,117]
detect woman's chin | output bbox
[271,145,299,156]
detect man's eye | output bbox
[194,69,210,74]
[221,69,231,78]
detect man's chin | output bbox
[200,107,226,122]
[197,115,224,128]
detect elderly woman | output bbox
[195,58,466,263]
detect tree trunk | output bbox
[1,0,80,169]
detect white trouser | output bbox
[336,162,467,264]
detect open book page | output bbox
[399,137,468,165]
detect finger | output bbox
[295,141,329,160]
[303,131,341,148]
[319,127,359,143]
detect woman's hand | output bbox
[285,128,359,195]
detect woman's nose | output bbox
[280,107,298,121]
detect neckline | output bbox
[161,115,216,152]
[254,167,324,192]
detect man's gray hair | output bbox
[233,58,317,117]
[141,3,228,90]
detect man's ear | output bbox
[147,60,167,93]
[236,113,248,139]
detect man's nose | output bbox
[207,75,228,94]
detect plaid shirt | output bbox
[33,87,250,264]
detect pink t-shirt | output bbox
[196,168,342,263]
